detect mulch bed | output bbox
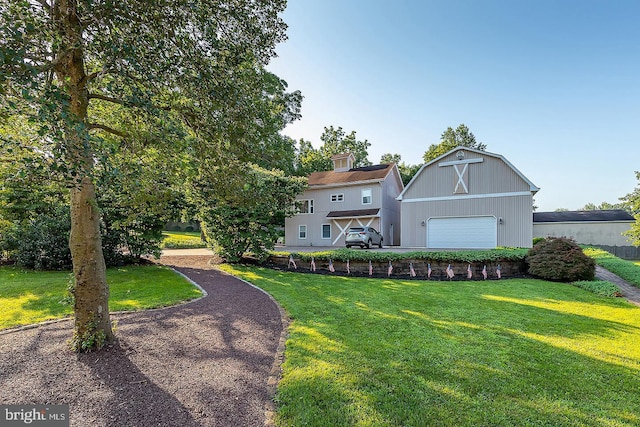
[0,255,286,426]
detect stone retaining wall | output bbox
[268,255,527,280]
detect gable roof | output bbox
[397,146,539,200]
[308,163,399,187]
[534,209,634,223]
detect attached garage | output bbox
[427,216,497,249]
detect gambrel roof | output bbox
[397,146,539,201]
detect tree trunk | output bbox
[55,0,114,349]
[69,177,115,347]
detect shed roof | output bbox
[308,163,395,186]
[533,210,634,223]
[326,208,380,218]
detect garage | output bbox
[427,216,497,249]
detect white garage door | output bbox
[427,216,497,249]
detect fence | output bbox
[594,245,640,260]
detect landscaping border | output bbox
[267,254,527,280]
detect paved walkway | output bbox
[595,266,640,306]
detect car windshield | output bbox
[348,228,365,233]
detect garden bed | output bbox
[266,248,529,280]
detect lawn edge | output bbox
[0,267,208,335]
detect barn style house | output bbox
[397,146,539,249]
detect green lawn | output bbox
[0,265,202,330]
[221,265,640,427]
[161,230,207,249]
[584,247,640,288]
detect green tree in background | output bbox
[195,161,307,261]
[380,153,421,186]
[423,124,487,163]
[294,126,371,175]
[580,201,626,211]
[621,171,640,246]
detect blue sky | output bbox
[267,0,639,212]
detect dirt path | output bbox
[0,255,287,426]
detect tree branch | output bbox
[88,123,128,138]
[88,93,125,105]
[86,67,116,82]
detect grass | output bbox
[161,230,207,249]
[572,280,622,297]
[584,247,640,288]
[221,264,640,427]
[0,265,202,330]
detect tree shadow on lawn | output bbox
[271,279,640,426]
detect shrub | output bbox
[526,237,595,282]
[572,280,622,297]
[8,206,73,270]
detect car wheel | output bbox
[346,245,350,248]
[366,239,371,249]
[378,238,383,248]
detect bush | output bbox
[526,237,595,282]
[572,280,622,297]
[6,206,73,270]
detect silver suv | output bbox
[345,226,383,249]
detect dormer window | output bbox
[331,153,355,172]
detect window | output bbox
[331,193,344,202]
[296,199,314,214]
[321,224,331,239]
[299,225,307,239]
[361,188,372,205]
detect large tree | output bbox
[0,0,292,350]
[294,126,371,175]
[423,124,487,163]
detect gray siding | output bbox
[380,173,403,245]
[285,174,402,247]
[399,149,536,248]
[401,194,534,248]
